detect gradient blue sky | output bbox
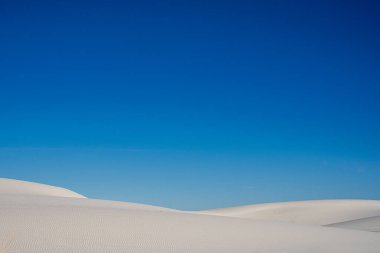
[0,0,379,210]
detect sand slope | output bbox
[200,199,380,225]
[0,178,85,198]
[326,215,380,232]
[0,178,379,253]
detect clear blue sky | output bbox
[0,0,379,210]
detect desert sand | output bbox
[0,178,379,252]
[200,199,380,225]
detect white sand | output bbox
[200,199,380,225]
[0,178,379,252]
[326,215,380,232]
[0,178,86,199]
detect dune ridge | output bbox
[326,215,380,232]
[199,199,380,225]
[0,178,85,199]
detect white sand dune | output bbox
[200,199,380,225]
[1,178,379,252]
[0,178,86,199]
[326,215,380,232]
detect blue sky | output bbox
[0,0,379,210]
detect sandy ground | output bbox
[0,178,379,252]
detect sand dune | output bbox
[0,178,379,252]
[0,178,86,198]
[200,199,380,225]
[326,215,380,232]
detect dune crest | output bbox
[326,215,380,232]
[200,199,380,225]
[0,178,86,198]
